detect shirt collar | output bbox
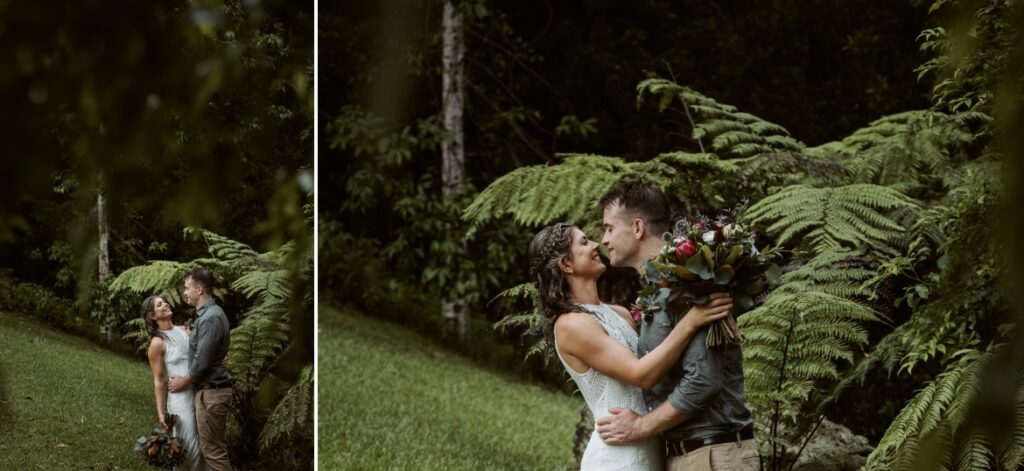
[196,299,217,317]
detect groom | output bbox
[595,182,759,470]
[169,266,234,471]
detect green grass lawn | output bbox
[0,311,152,469]
[318,305,584,470]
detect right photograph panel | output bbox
[318,1,1024,470]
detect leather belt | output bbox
[665,425,754,457]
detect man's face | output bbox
[183,277,201,307]
[601,203,641,268]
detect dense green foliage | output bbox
[318,305,581,469]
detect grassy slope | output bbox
[318,305,583,470]
[0,311,152,469]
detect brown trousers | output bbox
[195,388,233,471]
[667,438,760,471]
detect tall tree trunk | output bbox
[441,0,469,340]
[97,173,112,342]
[97,174,111,280]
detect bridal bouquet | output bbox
[133,414,185,469]
[631,204,782,347]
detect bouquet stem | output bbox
[706,313,742,347]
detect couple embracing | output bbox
[142,267,234,470]
[529,183,759,470]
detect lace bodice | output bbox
[554,304,661,470]
[162,326,191,378]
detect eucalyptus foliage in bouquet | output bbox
[133,414,185,470]
[632,204,782,346]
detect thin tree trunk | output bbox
[441,0,469,340]
[97,173,112,342]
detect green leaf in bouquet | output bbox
[685,252,713,280]
[650,259,699,281]
[638,283,658,298]
[133,436,147,453]
[724,245,743,266]
[764,263,783,286]
[643,261,661,282]
[733,291,754,313]
[714,265,735,285]
[701,245,716,271]
[692,294,709,305]
[743,279,765,295]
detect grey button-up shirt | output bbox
[639,305,753,440]
[188,299,232,388]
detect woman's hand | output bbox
[682,292,733,329]
[159,412,168,431]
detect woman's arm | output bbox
[146,337,169,430]
[556,293,732,389]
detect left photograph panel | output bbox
[0,1,314,469]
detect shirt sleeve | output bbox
[188,310,227,382]
[666,327,725,415]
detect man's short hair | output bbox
[599,182,673,236]
[184,266,215,294]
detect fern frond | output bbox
[862,350,1014,470]
[231,269,291,304]
[463,154,676,235]
[228,313,290,392]
[258,365,313,451]
[109,260,191,306]
[807,110,973,198]
[747,184,918,257]
[185,226,260,261]
[740,290,878,457]
[637,77,805,159]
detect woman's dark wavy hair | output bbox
[529,222,592,347]
[141,295,168,341]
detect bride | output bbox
[529,223,733,470]
[143,295,208,471]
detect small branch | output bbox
[789,414,827,471]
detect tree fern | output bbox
[864,349,1024,470]
[637,77,805,159]
[184,226,261,261]
[229,308,291,392]
[774,249,879,300]
[231,269,291,305]
[746,184,918,257]
[809,110,973,198]
[109,260,209,306]
[258,365,313,451]
[739,290,878,469]
[462,153,679,235]
[491,283,551,362]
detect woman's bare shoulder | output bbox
[147,336,165,355]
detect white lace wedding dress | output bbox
[163,326,208,471]
[554,304,662,470]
